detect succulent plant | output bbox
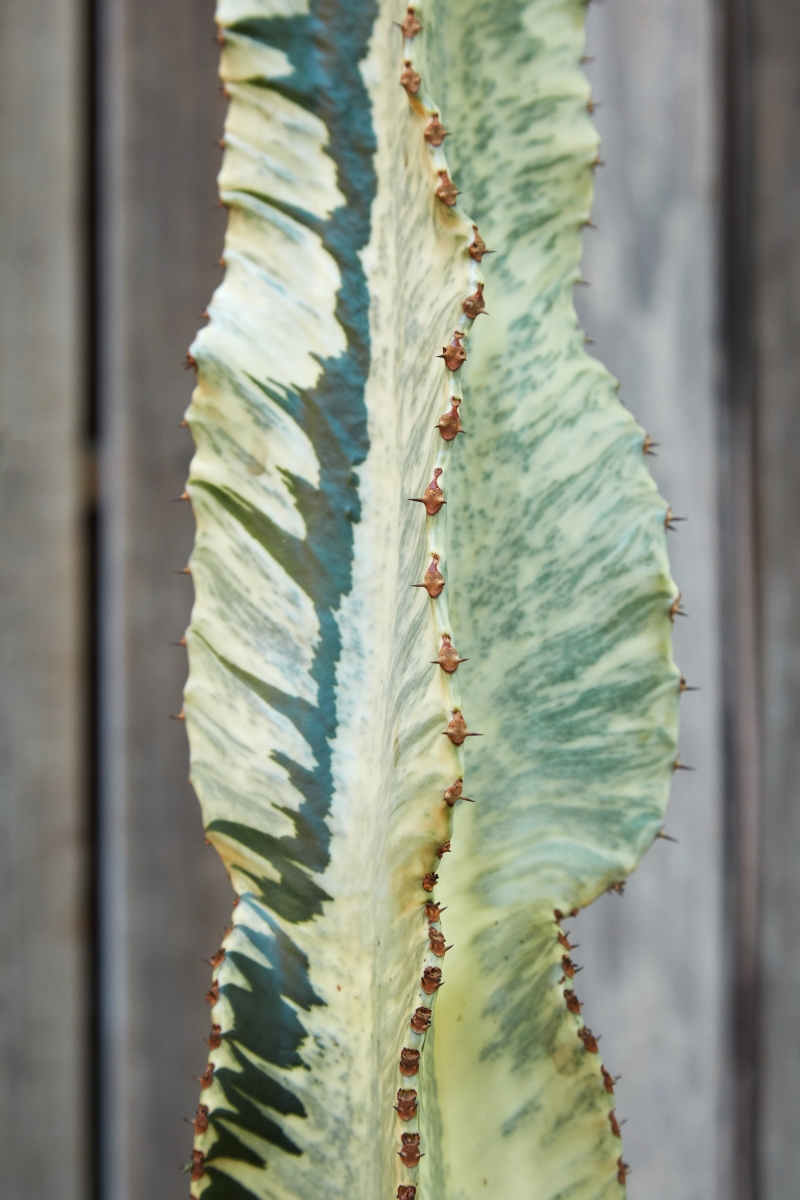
[180,1,680,1198]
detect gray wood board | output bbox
[574,2,726,1197]
[753,2,800,1195]
[96,0,232,1195]
[0,0,89,1196]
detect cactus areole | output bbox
[181,2,681,1198]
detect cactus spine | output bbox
[181,2,680,1198]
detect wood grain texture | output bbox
[752,2,800,1195]
[0,0,88,1196]
[96,1,233,1196]
[574,2,725,1197]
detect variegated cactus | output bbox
[180,1,682,1198]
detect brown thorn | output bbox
[680,676,700,692]
[431,633,468,673]
[409,467,445,515]
[398,1132,422,1168]
[564,989,582,1014]
[424,114,449,146]
[436,396,464,440]
[399,1048,420,1076]
[435,170,459,206]
[438,331,467,372]
[410,1006,432,1032]
[170,637,187,647]
[395,7,422,38]
[669,592,688,620]
[462,283,487,319]
[674,757,695,772]
[198,1063,215,1089]
[657,830,679,843]
[577,1027,600,1053]
[442,710,483,744]
[469,224,494,261]
[395,1090,418,1122]
[172,490,191,502]
[399,61,420,94]
[170,711,186,722]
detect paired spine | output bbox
[396,7,490,1197]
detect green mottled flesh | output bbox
[182,2,679,1199]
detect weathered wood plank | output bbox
[752,2,800,1195]
[575,3,726,1196]
[0,0,88,1196]
[96,1,232,1195]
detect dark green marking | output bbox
[194,1,379,1191]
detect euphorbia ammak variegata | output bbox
[181,1,682,1197]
